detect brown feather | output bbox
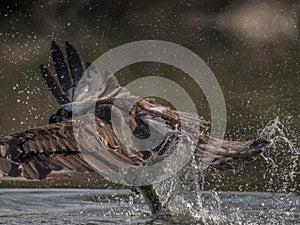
[0,43,270,182]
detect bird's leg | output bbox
[136,185,164,215]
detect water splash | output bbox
[258,117,299,192]
[153,116,299,223]
[154,156,230,224]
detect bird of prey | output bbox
[0,41,270,214]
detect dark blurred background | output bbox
[0,0,299,193]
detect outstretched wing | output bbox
[0,116,144,180]
[40,41,76,105]
[40,41,130,105]
[40,41,86,105]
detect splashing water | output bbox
[154,157,243,224]
[153,117,299,223]
[258,117,299,192]
[153,137,230,224]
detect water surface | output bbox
[0,189,299,225]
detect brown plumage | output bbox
[0,41,270,214]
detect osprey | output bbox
[0,41,269,214]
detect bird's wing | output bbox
[40,41,73,105]
[0,116,143,180]
[73,67,129,102]
[114,99,269,170]
[39,41,88,104]
[40,41,133,105]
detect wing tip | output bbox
[51,40,59,53]
[65,41,77,54]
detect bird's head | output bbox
[49,104,73,124]
[49,102,95,124]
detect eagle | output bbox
[0,41,270,214]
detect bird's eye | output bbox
[60,109,66,116]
